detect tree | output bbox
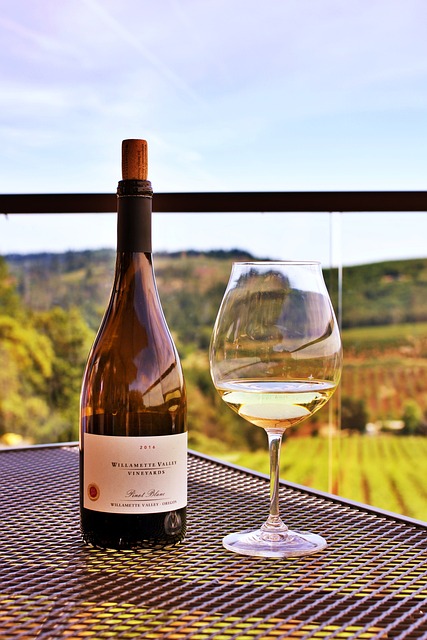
[401,400,423,435]
[0,268,94,442]
[340,396,369,433]
[33,306,93,440]
[0,257,22,317]
[0,316,53,439]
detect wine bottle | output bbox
[80,139,187,549]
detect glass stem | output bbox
[261,430,289,541]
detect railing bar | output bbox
[1,191,427,214]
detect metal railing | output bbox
[1,191,427,214]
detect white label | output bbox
[83,432,187,514]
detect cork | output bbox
[121,139,148,180]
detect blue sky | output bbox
[1,0,427,265]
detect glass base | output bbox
[223,528,327,558]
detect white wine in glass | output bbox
[209,261,342,558]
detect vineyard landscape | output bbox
[0,250,426,521]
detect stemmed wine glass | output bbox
[209,261,342,558]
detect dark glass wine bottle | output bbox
[80,139,187,549]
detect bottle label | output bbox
[83,432,187,514]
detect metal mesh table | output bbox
[1,445,426,639]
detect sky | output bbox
[1,0,427,266]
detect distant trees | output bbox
[33,307,93,440]
[0,257,93,443]
[341,396,369,433]
[0,257,21,316]
[400,400,424,435]
[0,315,53,439]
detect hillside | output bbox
[332,258,427,328]
[5,249,254,337]
[7,250,427,333]
[2,249,427,450]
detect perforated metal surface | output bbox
[0,445,426,639]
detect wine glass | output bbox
[209,261,342,558]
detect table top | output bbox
[1,444,426,639]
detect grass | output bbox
[199,434,427,522]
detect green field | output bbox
[204,435,427,522]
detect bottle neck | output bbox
[117,179,153,253]
[112,252,157,305]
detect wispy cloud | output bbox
[81,0,207,107]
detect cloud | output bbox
[1,0,427,196]
[80,0,206,106]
